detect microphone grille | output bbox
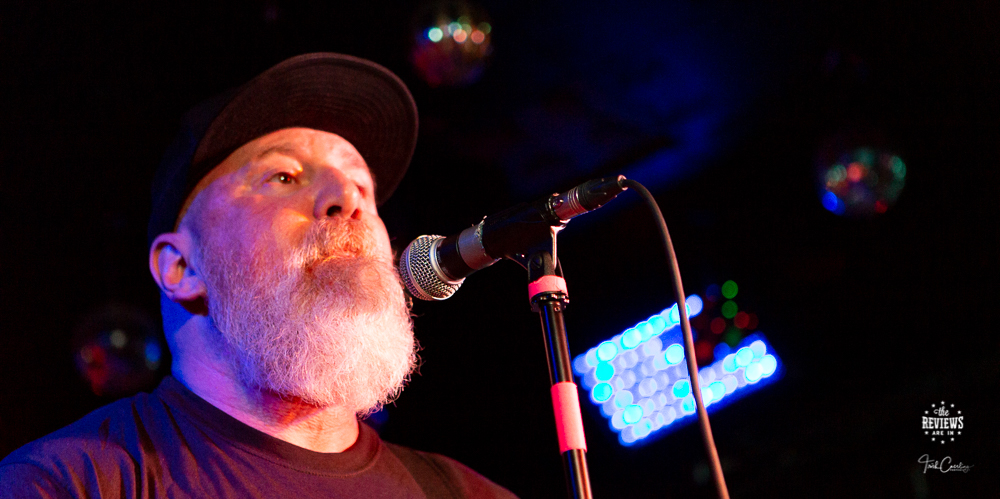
[399,235,463,301]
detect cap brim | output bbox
[191,53,418,206]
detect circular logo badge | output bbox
[922,401,963,444]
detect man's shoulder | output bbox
[383,442,519,499]
[0,391,157,494]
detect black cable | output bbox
[621,178,731,499]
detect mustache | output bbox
[299,217,380,263]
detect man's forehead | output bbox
[176,127,372,229]
[234,128,371,173]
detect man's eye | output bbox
[270,172,295,184]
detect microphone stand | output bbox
[514,227,593,499]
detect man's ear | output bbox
[149,230,206,303]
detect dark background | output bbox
[1,1,997,497]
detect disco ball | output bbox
[816,142,906,216]
[410,1,493,87]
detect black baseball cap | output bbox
[148,53,418,244]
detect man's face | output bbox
[181,127,417,413]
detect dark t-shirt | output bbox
[0,377,516,498]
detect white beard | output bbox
[196,218,417,415]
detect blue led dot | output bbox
[611,410,628,430]
[822,191,846,215]
[595,362,615,381]
[760,355,777,376]
[735,347,754,367]
[663,407,677,425]
[655,393,668,408]
[745,362,764,383]
[648,316,667,334]
[613,389,634,409]
[698,367,715,384]
[621,428,637,444]
[641,337,663,357]
[592,383,613,403]
[749,340,766,359]
[722,375,738,394]
[652,354,669,371]
[667,304,680,323]
[621,328,642,349]
[597,341,618,362]
[680,396,695,414]
[709,381,726,401]
[701,387,713,405]
[723,353,737,373]
[686,295,703,316]
[672,379,690,398]
[620,370,637,389]
[638,378,657,397]
[637,321,654,340]
[640,398,656,416]
[426,27,444,42]
[665,344,684,365]
[634,418,653,438]
[653,412,665,429]
[623,404,643,424]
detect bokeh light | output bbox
[733,311,749,329]
[72,304,167,397]
[592,382,613,402]
[410,2,493,87]
[597,340,618,362]
[721,280,738,299]
[816,138,906,216]
[573,285,782,446]
[710,317,726,335]
[721,300,738,319]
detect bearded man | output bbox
[0,53,517,498]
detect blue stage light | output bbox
[597,341,618,362]
[722,353,737,373]
[709,381,726,401]
[621,328,642,349]
[760,355,778,376]
[574,299,782,446]
[665,343,684,365]
[681,396,696,414]
[672,379,690,398]
[745,362,764,383]
[649,316,667,334]
[611,410,628,430]
[595,362,615,381]
[614,389,634,409]
[634,418,653,438]
[623,404,644,424]
[735,347,754,367]
[592,383,613,403]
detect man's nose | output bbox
[313,170,362,220]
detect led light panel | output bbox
[573,295,782,446]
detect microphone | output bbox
[399,176,627,300]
